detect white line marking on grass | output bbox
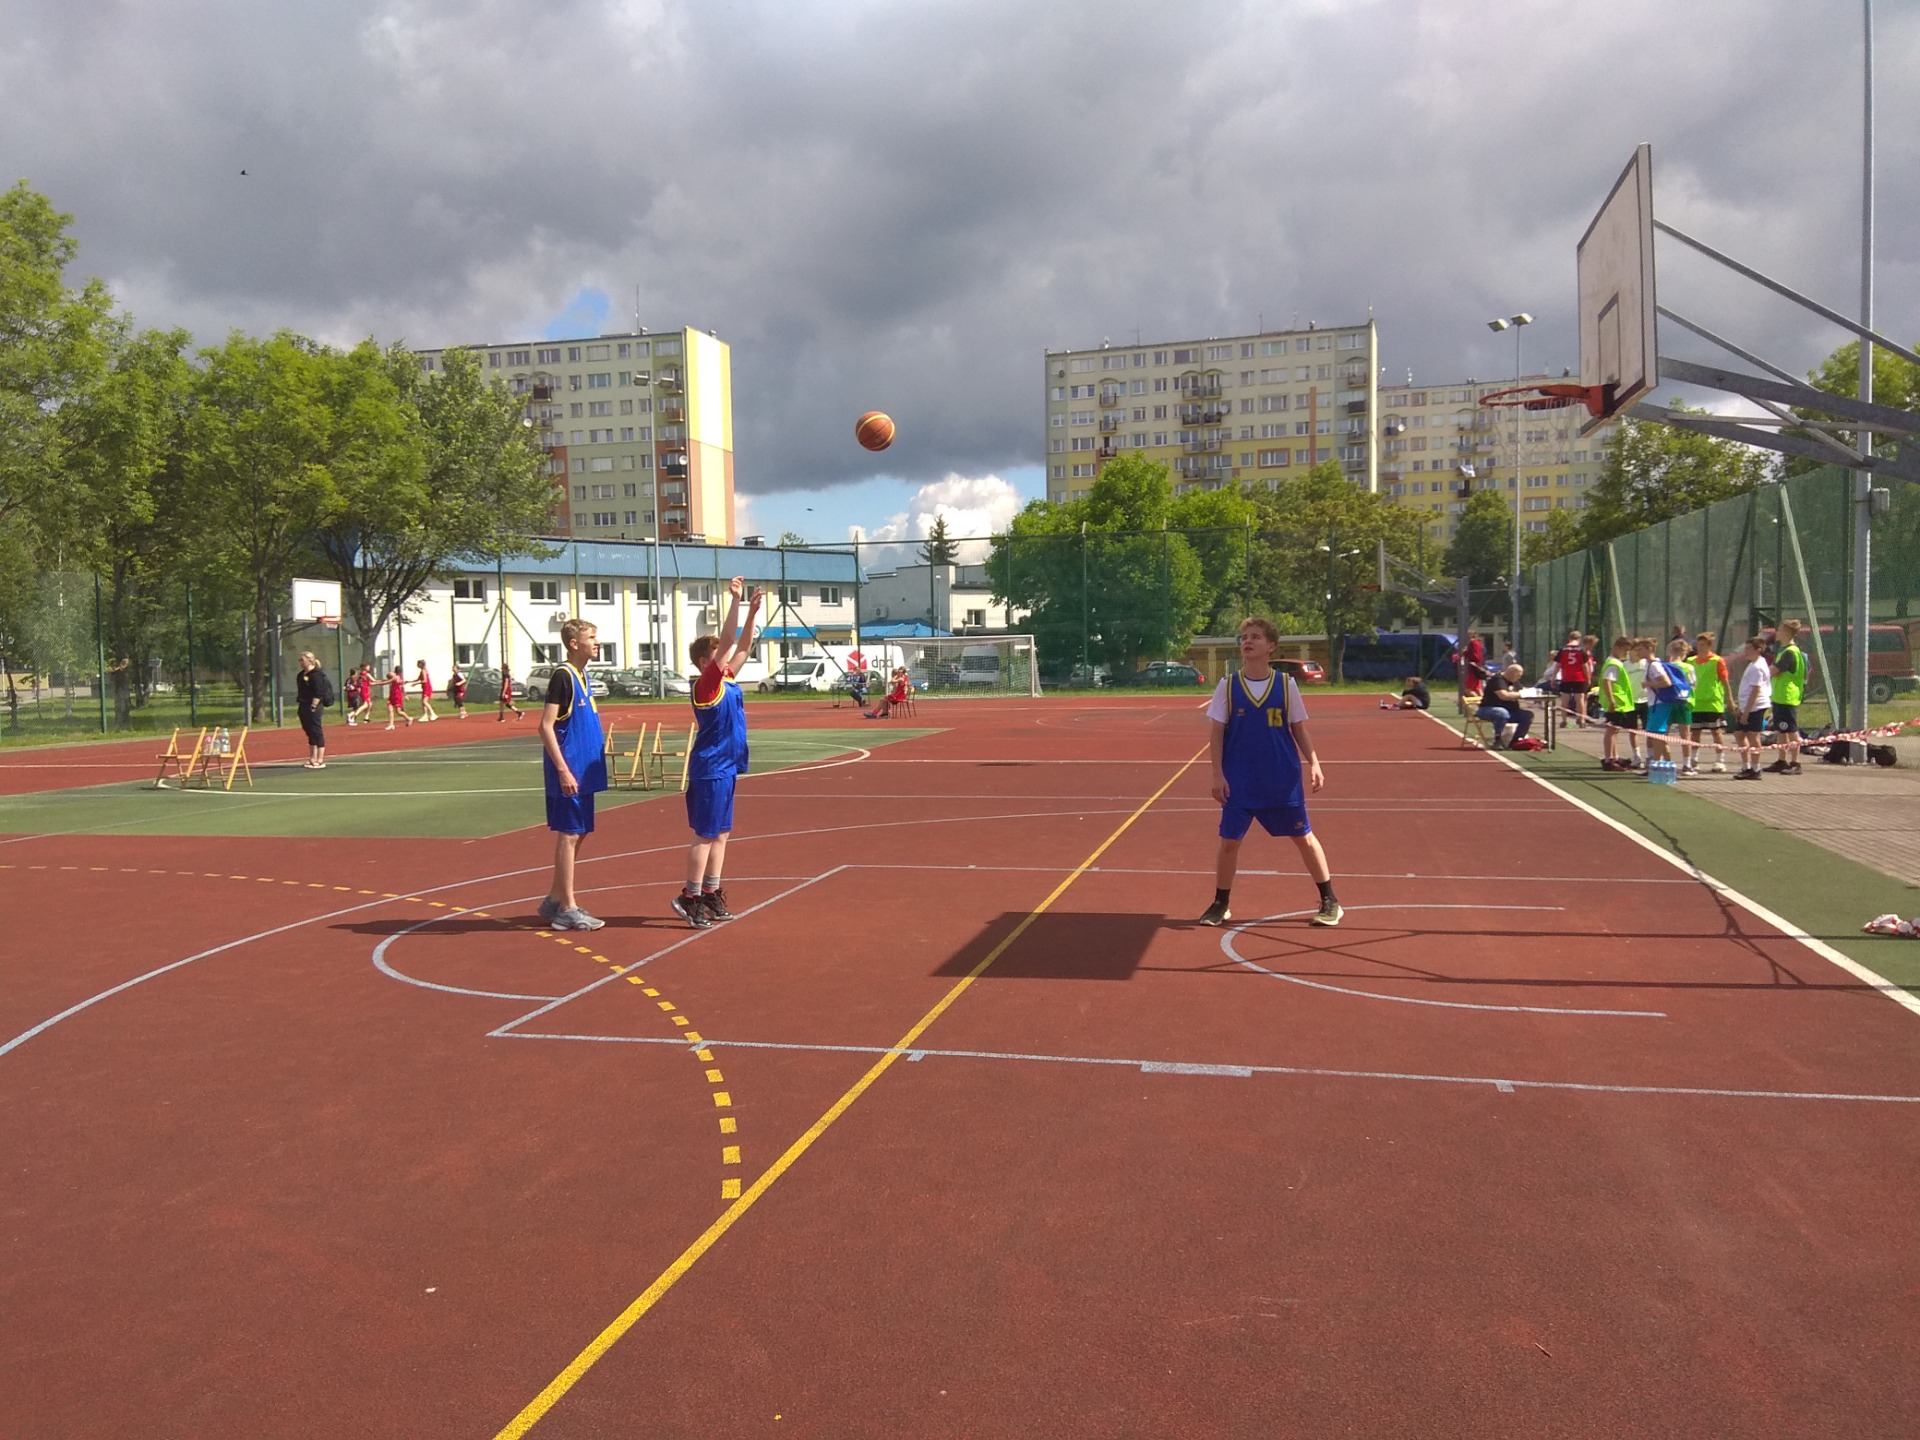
[493,1031,1920,1106]
[1221,907,1667,1018]
[1418,711,1920,1021]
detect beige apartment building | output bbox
[413,326,734,544]
[1043,321,1379,504]
[1377,372,1611,542]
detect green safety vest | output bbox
[1600,656,1634,713]
[1689,654,1728,713]
[1771,644,1804,707]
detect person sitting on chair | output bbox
[863,667,911,720]
[1475,664,1534,748]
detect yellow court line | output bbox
[491,742,1206,1439]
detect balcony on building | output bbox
[1095,445,1118,460]
[1098,388,1126,408]
[1185,378,1224,400]
[658,402,687,424]
[655,369,683,392]
[1185,438,1222,454]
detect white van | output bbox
[959,645,1002,685]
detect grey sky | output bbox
[3,0,1913,500]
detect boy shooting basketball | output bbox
[1199,617,1341,928]
[672,577,764,929]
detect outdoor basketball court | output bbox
[4,694,1918,1437]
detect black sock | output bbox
[1316,880,1336,902]
[1213,888,1230,907]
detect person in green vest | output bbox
[1766,618,1806,775]
[1597,636,1641,772]
[1687,631,1732,773]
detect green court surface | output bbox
[0,729,927,839]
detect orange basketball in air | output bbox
[855,411,896,451]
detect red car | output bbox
[1277,659,1328,684]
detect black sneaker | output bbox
[1763,758,1790,773]
[1310,895,1344,927]
[1734,769,1762,781]
[701,888,736,922]
[1197,899,1232,927]
[671,891,714,929]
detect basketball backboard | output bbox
[1576,143,1658,435]
[290,577,342,622]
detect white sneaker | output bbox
[1712,760,1727,773]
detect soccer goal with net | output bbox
[888,636,1040,698]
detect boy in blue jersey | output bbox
[672,577,764,929]
[537,619,609,931]
[1198,616,1342,928]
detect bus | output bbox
[1337,632,1459,682]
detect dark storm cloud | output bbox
[2,0,1913,494]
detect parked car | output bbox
[600,668,658,698]
[527,664,609,699]
[1276,659,1328,684]
[1115,661,1207,687]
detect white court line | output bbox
[368,876,810,1002]
[1418,710,1920,1021]
[864,757,1487,765]
[489,869,847,1038]
[1220,906,1666,1018]
[835,862,1695,885]
[493,1031,1920,1107]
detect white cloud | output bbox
[853,473,1021,561]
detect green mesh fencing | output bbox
[1525,466,1920,729]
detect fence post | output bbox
[94,571,107,733]
[1080,523,1089,675]
[186,579,198,727]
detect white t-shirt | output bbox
[1736,655,1772,711]
[1206,671,1306,725]
[1628,658,1651,704]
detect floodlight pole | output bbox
[1850,0,1874,750]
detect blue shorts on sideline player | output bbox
[546,791,595,835]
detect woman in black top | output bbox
[295,652,333,768]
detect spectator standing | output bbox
[1765,618,1806,774]
[1552,628,1593,727]
[1732,635,1773,780]
[1688,632,1732,773]
[1457,630,1488,699]
[295,652,333,768]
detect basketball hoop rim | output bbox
[1476,382,1611,417]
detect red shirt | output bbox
[388,678,405,706]
[1460,638,1486,695]
[1553,644,1592,684]
[692,660,732,707]
[887,678,909,703]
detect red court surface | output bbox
[4,696,1919,1438]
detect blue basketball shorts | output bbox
[546,791,596,836]
[686,775,737,840]
[1219,803,1312,841]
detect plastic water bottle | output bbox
[1647,759,1677,785]
[217,727,229,755]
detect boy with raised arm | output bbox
[1199,616,1341,929]
[672,577,764,929]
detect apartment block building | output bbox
[1376,373,1612,541]
[1042,321,1379,503]
[412,326,734,545]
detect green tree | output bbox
[918,514,958,564]
[1445,488,1512,591]
[312,344,553,666]
[1251,462,1421,681]
[1578,407,1772,545]
[49,324,197,724]
[0,182,112,528]
[1522,507,1585,569]
[189,331,342,720]
[777,531,808,548]
[987,454,1205,675]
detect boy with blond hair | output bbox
[672,577,764,929]
[537,618,609,931]
[1688,632,1731,773]
[1199,616,1341,928]
[1597,636,1640,772]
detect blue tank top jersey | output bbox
[688,664,749,781]
[1221,671,1304,810]
[544,664,607,795]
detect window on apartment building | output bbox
[1258,449,1288,467]
[1069,358,1095,372]
[586,373,610,388]
[532,643,562,664]
[821,586,843,606]
[585,345,610,361]
[591,511,616,525]
[1410,481,1425,494]
[587,401,610,417]
[634,453,651,469]
[488,353,501,368]
[590,483,614,498]
[777,584,802,605]
[563,347,580,362]
[1070,463,1095,478]
[1314,335,1333,350]
[1050,415,1064,427]
[1051,464,1065,479]
[453,578,486,601]
[567,375,581,391]
[1070,412,1093,425]
[528,580,560,603]
[1050,439,1065,452]
[455,644,488,666]
[509,350,532,365]
[573,484,587,497]
[1070,437,1095,451]
[622,510,636,525]
[583,580,614,604]
[590,458,614,472]
[620,428,635,442]
[1339,333,1365,349]
[536,348,560,364]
